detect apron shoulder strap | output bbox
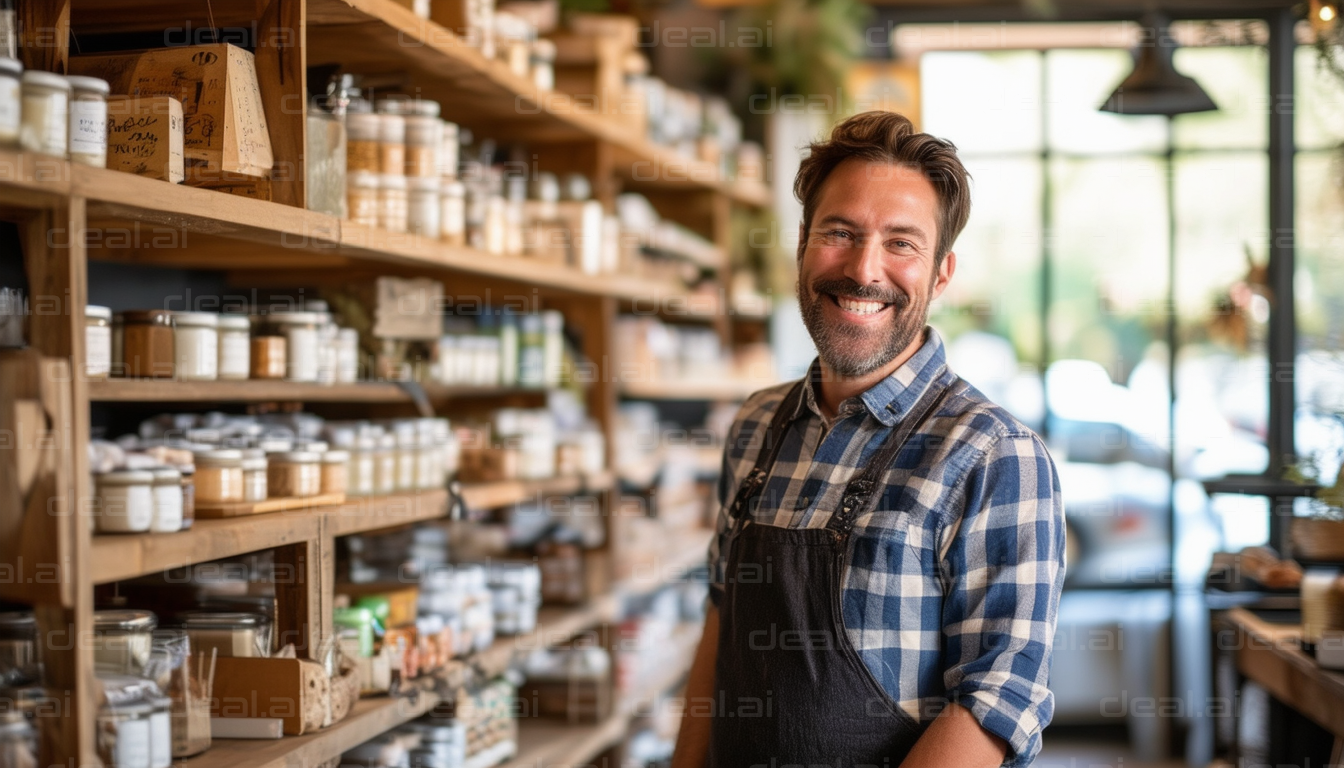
[726,379,806,522]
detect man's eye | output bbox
[821,230,852,243]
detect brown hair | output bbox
[794,111,971,265]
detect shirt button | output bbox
[796,496,810,509]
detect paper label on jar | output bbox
[22,90,68,155]
[0,76,19,136]
[149,710,171,768]
[70,99,108,155]
[86,325,111,377]
[116,717,152,768]
[219,332,250,377]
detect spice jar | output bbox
[0,58,21,148]
[149,467,183,533]
[241,452,267,503]
[97,698,154,768]
[438,121,459,178]
[250,335,287,379]
[193,449,244,505]
[177,465,195,530]
[402,101,440,178]
[19,69,69,156]
[408,175,440,238]
[170,312,218,381]
[346,112,380,174]
[265,312,321,382]
[0,613,38,685]
[95,470,155,534]
[93,610,157,675]
[86,304,112,380]
[337,328,360,383]
[268,451,321,498]
[66,75,109,167]
[377,112,405,176]
[147,695,172,768]
[321,450,349,495]
[390,421,417,492]
[374,433,397,495]
[347,170,380,228]
[216,314,250,380]
[350,435,377,496]
[379,173,408,234]
[121,310,174,379]
[172,612,272,658]
[440,180,466,247]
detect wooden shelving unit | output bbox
[1,0,771,764]
[620,377,775,402]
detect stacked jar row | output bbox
[0,57,111,166]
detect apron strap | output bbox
[827,377,957,535]
[726,380,806,522]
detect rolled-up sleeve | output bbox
[940,430,1066,768]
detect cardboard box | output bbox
[106,95,184,183]
[71,43,274,178]
[210,657,317,736]
[459,447,520,483]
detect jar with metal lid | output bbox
[241,452,267,502]
[66,75,109,167]
[0,613,38,685]
[269,451,321,498]
[170,312,218,381]
[377,112,405,176]
[379,173,408,234]
[19,69,68,156]
[121,310,174,379]
[0,58,20,148]
[216,314,250,380]
[440,179,466,247]
[374,433,398,495]
[96,697,154,768]
[86,304,112,379]
[265,312,321,382]
[95,470,155,533]
[93,610,157,676]
[437,121,458,178]
[193,449,244,504]
[171,611,271,658]
[146,695,171,768]
[408,175,440,238]
[0,709,36,768]
[321,450,349,496]
[401,101,440,178]
[250,335,287,379]
[149,467,183,533]
[530,38,556,91]
[177,465,195,530]
[347,169,380,228]
[346,112,380,174]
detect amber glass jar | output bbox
[121,310,175,378]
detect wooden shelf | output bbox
[1227,606,1344,737]
[620,378,774,402]
[458,471,615,510]
[86,379,547,404]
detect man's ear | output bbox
[931,250,957,300]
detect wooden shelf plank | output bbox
[1228,606,1344,737]
[88,379,553,403]
[326,490,450,537]
[458,471,616,510]
[620,378,774,402]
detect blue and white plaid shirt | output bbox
[708,327,1065,767]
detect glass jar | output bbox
[416,420,443,490]
[193,449,244,504]
[93,610,157,676]
[390,421,417,491]
[402,101,440,178]
[216,314,250,380]
[377,112,405,176]
[379,173,408,234]
[172,611,271,658]
[305,97,347,218]
[321,450,349,496]
[86,304,112,379]
[346,112,380,174]
[268,451,321,498]
[0,709,35,768]
[265,312,321,382]
[0,613,38,685]
[0,58,21,148]
[440,180,466,247]
[149,467,183,533]
[170,312,218,381]
[95,470,155,534]
[531,39,556,91]
[97,698,153,768]
[19,69,69,156]
[241,453,267,503]
[315,319,338,386]
[347,169,380,228]
[374,433,397,495]
[438,121,459,178]
[250,335,287,379]
[408,175,440,238]
[121,310,175,379]
[350,436,376,496]
[178,465,195,530]
[147,695,172,768]
[336,328,359,383]
[66,74,109,167]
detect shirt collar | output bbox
[797,326,948,428]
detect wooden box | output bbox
[71,43,274,179]
[210,657,322,736]
[106,95,184,183]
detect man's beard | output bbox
[797,276,929,378]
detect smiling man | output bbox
[671,111,1066,768]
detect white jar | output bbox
[171,312,218,381]
[390,421,417,491]
[216,314,250,380]
[19,69,69,156]
[408,175,440,238]
[97,698,153,768]
[66,75,109,167]
[336,328,359,383]
[149,467,183,533]
[374,433,397,495]
[147,696,172,768]
[379,173,408,234]
[95,470,154,533]
[440,180,466,247]
[0,57,21,147]
[438,121,459,178]
[267,312,321,382]
[350,436,376,496]
[347,169,380,227]
[85,304,112,380]
[241,455,268,503]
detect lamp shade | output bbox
[1100,13,1217,116]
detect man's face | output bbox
[796,159,955,378]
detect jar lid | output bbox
[266,311,324,325]
[322,450,350,463]
[85,305,112,321]
[297,440,329,453]
[121,309,173,325]
[0,58,22,77]
[194,449,243,467]
[94,610,157,633]
[177,464,195,476]
[151,467,181,483]
[217,313,250,330]
[241,448,266,460]
[102,698,155,716]
[408,175,439,192]
[380,174,407,191]
[65,75,110,95]
[172,311,219,328]
[21,69,70,91]
[241,457,268,471]
[173,611,270,630]
[96,469,154,486]
[348,169,380,189]
[380,98,441,117]
[0,612,35,639]
[274,451,320,463]
[442,179,465,196]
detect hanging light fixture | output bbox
[1099,12,1217,116]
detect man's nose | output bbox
[843,235,886,287]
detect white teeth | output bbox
[836,296,886,314]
